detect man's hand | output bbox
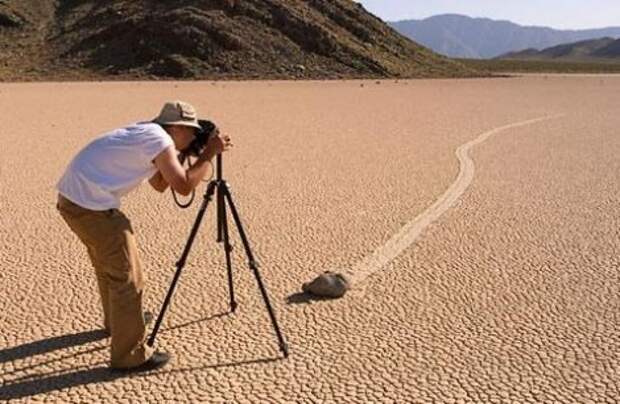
[202,128,233,158]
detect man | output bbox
[56,100,232,372]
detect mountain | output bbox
[500,37,620,61]
[0,1,477,81]
[389,14,620,59]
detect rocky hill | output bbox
[499,37,620,61]
[0,0,478,81]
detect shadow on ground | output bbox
[0,356,284,401]
[162,311,229,332]
[0,329,108,365]
[0,315,281,401]
[0,364,121,401]
[286,292,338,304]
[0,330,112,400]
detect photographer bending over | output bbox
[56,101,232,372]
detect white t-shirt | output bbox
[57,122,174,210]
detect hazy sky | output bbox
[356,0,620,30]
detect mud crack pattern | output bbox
[1,77,619,402]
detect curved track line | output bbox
[349,114,565,285]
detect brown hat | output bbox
[154,100,201,129]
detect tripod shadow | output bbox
[1,348,282,401]
[161,311,229,333]
[0,312,276,401]
[162,356,283,377]
[0,364,121,401]
[0,354,284,401]
[0,310,228,369]
[0,329,108,365]
[0,329,113,401]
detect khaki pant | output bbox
[57,194,153,368]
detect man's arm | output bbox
[149,170,169,193]
[152,129,232,195]
[153,146,217,196]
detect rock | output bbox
[302,271,351,298]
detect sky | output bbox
[356,0,620,30]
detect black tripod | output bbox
[147,154,289,357]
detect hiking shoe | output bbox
[111,351,170,373]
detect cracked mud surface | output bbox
[1,77,619,402]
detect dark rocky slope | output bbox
[1,0,478,81]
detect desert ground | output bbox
[0,76,618,403]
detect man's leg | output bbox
[57,196,156,369]
[86,245,111,331]
[58,197,112,332]
[97,210,153,369]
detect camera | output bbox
[184,119,217,157]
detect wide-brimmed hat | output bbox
[153,100,201,130]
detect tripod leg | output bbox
[219,182,237,313]
[147,181,217,347]
[216,182,225,243]
[221,183,289,357]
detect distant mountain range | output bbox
[389,14,620,59]
[500,37,620,61]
